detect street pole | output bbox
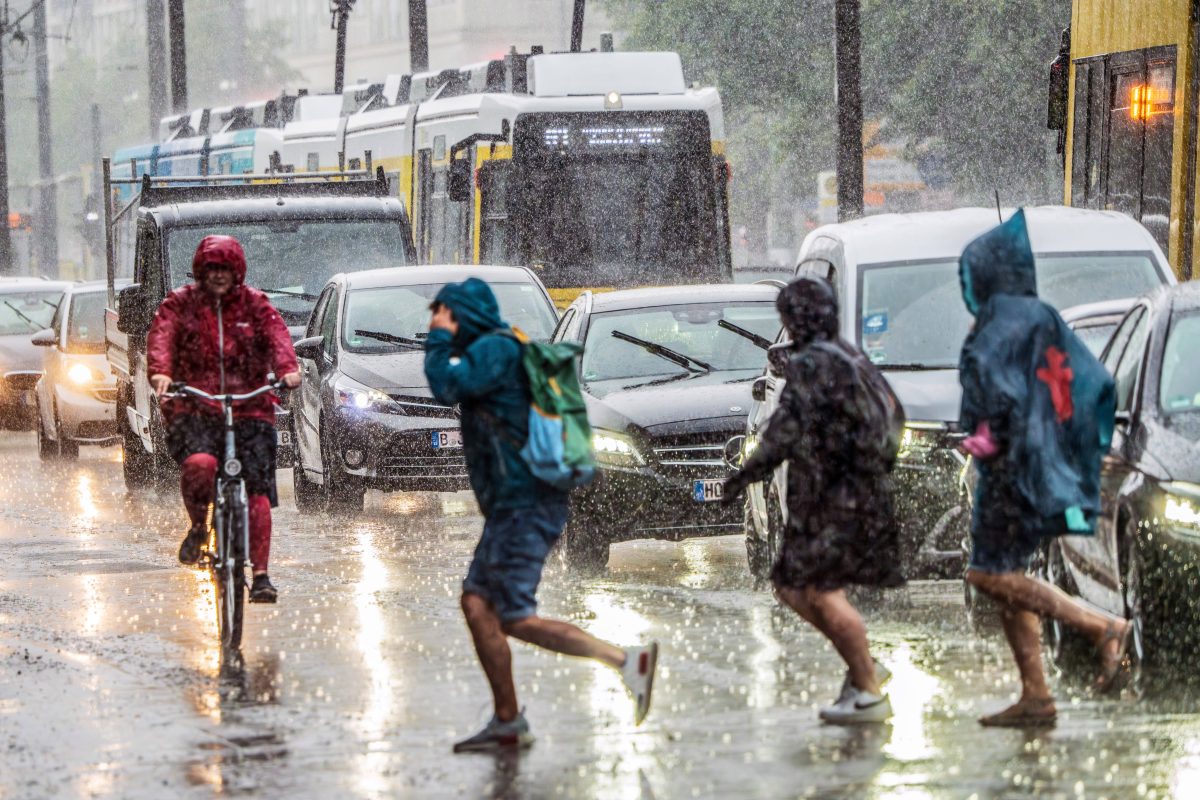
[146,0,168,138]
[834,0,864,222]
[570,0,585,52]
[0,20,10,276]
[332,1,355,94]
[168,0,188,113]
[408,0,428,72]
[33,0,56,276]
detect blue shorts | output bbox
[968,467,1046,574]
[463,504,569,623]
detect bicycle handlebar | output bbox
[162,380,286,404]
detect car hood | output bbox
[585,372,756,435]
[1145,416,1200,484]
[337,350,430,393]
[0,333,41,374]
[883,368,962,425]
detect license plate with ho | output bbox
[693,479,724,502]
[432,430,463,450]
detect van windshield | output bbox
[857,252,1164,368]
[167,220,410,326]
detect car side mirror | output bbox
[116,283,152,335]
[751,375,768,403]
[31,328,56,347]
[448,156,472,202]
[1114,409,1132,427]
[294,336,323,362]
[767,341,792,378]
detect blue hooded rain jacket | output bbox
[958,209,1116,535]
[424,277,567,517]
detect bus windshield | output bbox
[167,220,410,326]
[509,111,726,289]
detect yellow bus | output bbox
[1058,0,1198,279]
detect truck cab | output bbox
[105,169,415,490]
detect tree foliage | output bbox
[606,0,1070,244]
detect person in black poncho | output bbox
[723,276,905,724]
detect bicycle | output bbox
[162,380,284,650]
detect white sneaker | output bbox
[819,687,892,724]
[621,642,659,725]
[833,659,892,704]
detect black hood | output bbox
[586,372,754,436]
[338,350,431,393]
[777,276,837,346]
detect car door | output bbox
[296,287,335,472]
[1070,305,1151,613]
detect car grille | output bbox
[389,394,458,419]
[379,451,468,480]
[650,432,736,476]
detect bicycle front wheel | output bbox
[215,559,245,650]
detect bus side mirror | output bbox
[449,156,472,202]
[116,283,152,335]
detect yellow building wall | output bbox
[1066,0,1193,276]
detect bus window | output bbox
[417,149,433,261]
[480,161,510,264]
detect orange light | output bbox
[1128,84,1165,120]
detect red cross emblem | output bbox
[1036,345,1074,423]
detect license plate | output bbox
[693,479,724,503]
[277,429,292,447]
[432,430,462,450]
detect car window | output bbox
[1160,313,1200,414]
[341,281,558,353]
[307,287,333,339]
[0,290,61,336]
[1112,310,1150,412]
[580,301,778,383]
[320,289,339,358]
[552,307,577,342]
[66,292,108,354]
[1072,319,1120,358]
[1102,307,1143,375]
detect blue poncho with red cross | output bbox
[957,209,1116,535]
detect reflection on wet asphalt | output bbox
[1,434,1198,799]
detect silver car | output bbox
[32,282,120,459]
[0,277,69,429]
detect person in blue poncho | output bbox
[958,210,1130,728]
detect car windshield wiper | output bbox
[262,287,319,301]
[622,370,707,390]
[611,330,712,373]
[717,319,772,350]
[354,329,424,349]
[3,301,42,331]
[877,362,949,371]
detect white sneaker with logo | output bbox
[819,687,893,724]
[621,642,659,725]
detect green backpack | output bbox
[509,327,596,490]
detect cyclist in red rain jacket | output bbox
[146,235,300,603]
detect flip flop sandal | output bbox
[979,698,1057,728]
[1093,620,1132,694]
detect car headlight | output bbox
[898,421,946,461]
[592,429,644,466]
[1163,482,1200,532]
[67,362,100,386]
[334,375,400,413]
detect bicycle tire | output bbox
[214,481,247,651]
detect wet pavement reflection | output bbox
[0,434,1198,798]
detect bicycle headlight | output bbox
[592,429,644,466]
[224,458,242,476]
[334,375,399,413]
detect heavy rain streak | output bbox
[2,0,1200,798]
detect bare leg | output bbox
[998,605,1053,702]
[503,615,625,669]
[777,585,880,695]
[461,592,519,722]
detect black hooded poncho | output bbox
[725,278,906,591]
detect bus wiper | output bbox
[354,329,425,349]
[4,301,42,331]
[717,319,772,350]
[262,287,319,301]
[611,330,712,373]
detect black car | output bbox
[552,284,780,567]
[1036,282,1200,685]
[290,264,559,513]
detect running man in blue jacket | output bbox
[424,277,659,753]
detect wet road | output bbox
[1,436,1199,799]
